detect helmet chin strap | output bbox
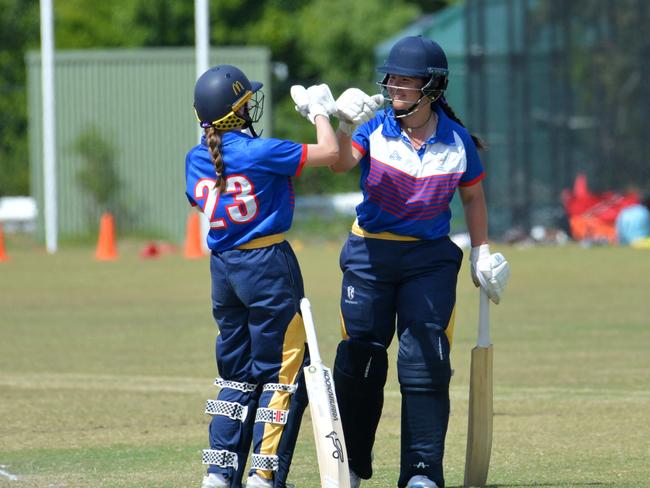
[392,92,443,119]
[392,95,427,119]
[247,122,259,138]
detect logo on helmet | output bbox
[232,80,245,96]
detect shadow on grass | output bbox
[449,483,609,487]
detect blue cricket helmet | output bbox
[194,64,264,130]
[377,35,449,98]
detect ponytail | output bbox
[438,98,485,150]
[206,126,226,192]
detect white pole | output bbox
[195,0,211,250]
[40,0,57,253]
[195,0,210,144]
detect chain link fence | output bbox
[465,0,649,235]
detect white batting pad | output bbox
[202,449,238,470]
[214,377,257,392]
[262,382,297,394]
[255,407,289,425]
[205,399,248,422]
[250,453,279,472]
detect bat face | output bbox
[464,344,493,487]
[299,297,350,487]
[304,362,351,488]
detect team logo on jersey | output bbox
[232,80,245,95]
[389,150,402,161]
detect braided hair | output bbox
[206,126,226,192]
[438,98,485,150]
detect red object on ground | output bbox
[562,174,639,243]
[139,242,161,259]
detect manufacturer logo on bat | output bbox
[326,431,345,462]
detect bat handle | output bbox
[300,298,322,364]
[477,288,491,347]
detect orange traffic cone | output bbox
[95,212,118,261]
[0,223,9,262]
[184,212,204,259]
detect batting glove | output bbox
[336,88,384,135]
[290,84,310,119]
[290,84,337,124]
[470,244,510,304]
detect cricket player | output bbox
[330,36,510,488]
[186,65,341,488]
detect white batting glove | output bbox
[290,84,337,124]
[336,88,384,135]
[306,83,337,122]
[290,85,310,119]
[470,244,510,304]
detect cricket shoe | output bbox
[406,475,439,488]
[245,473,273,487]
[349,469,361,488]
[201,473,229,488]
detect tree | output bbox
[0,0,38,196]
[73,126,121,223]
[0,0,457,196]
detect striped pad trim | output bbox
[202,449,238,470]
[262,382,297,394]
[214,377,257,392]
[251,453,279,472]
[255,407,289,425]
[205,399,248,422]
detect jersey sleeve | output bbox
[459,131,486,186]
[185,150,199,207]
[351,121,372,158]
[248,137,307,177]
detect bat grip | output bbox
[300,298,322,364]
[477,288,491,347]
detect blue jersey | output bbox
[185,131,306,252]
[351,103,485,239]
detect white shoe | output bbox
[245,473,273,487]
[201,473,229,488]
[350,469,361,488]
[406,475,439,488]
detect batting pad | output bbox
[202,449,239,469]
[205,399,249,422]
[262,382,298,394]
[255,407,289,425]
[214,377,257,392]
[251,453,279,471]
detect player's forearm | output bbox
[330,128,358,173]
[305,115,339,167]
[461,185,489,246]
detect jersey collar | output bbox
[200,129,254,146]
[382,103,456,146]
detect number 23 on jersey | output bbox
[194,175,259,229]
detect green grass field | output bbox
[1,237,649,487]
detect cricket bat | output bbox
[300,298,351,488]
[464,289,493,487]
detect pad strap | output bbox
[214,377,257,392]
[251,453,279,472]
[202,449,239,470]
[262,382,297,394]
[255,407,289,425]
[205,399,248,422]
